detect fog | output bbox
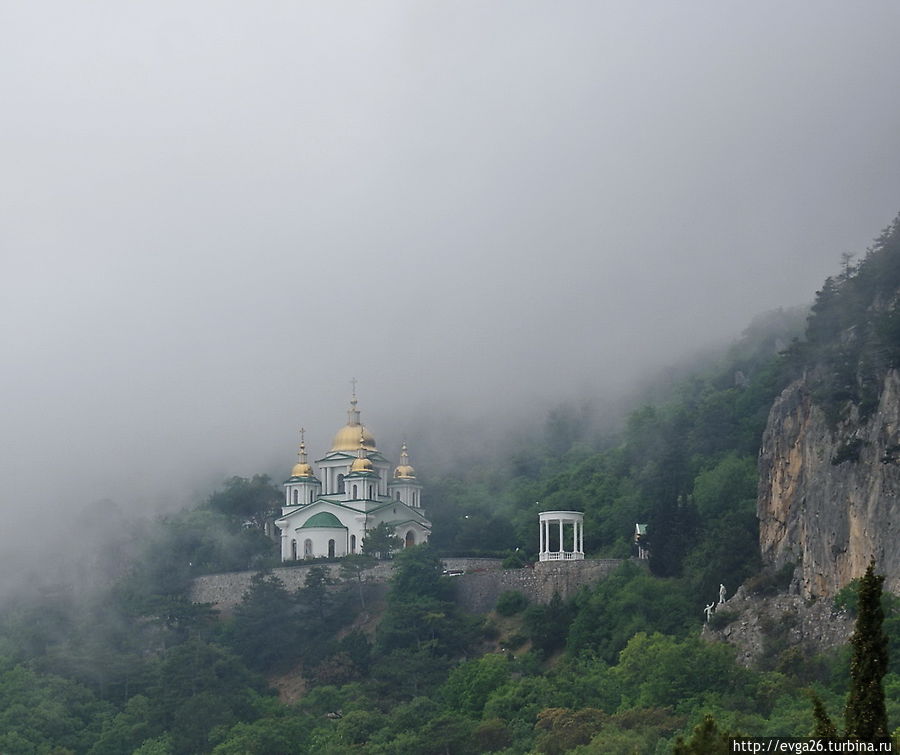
[3,2,900,554]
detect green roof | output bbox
[367,500,427,520]
[315,451,390,463]
[300,511,346,529]
[383,519,432,530]
[283,475,319,484]
[315,452,356,462]
[346,469,379,479]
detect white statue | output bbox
[704,602,715,623]
[718,583,726,605]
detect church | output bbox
[274,393,431,560]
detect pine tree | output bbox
[844,560,889,740]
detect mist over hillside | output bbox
[4,2,900,586]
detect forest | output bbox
[3,216,900,752]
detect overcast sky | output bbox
[3,1,900,538]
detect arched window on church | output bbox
[337,474,345,493]
[395,490,400,501]
[368,484,373,499]
[291,540,297,560]
[309,489,315,503]
[352,484,358,499]
[350,534,356,553]
[292,489,298,505]
[328,539,335,559]
[304,539,313,558]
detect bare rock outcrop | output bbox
[757,370,900,599]
[702,587,852,668]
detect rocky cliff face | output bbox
[702,587,853,668]
[757,370,900,598]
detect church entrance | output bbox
[405,530,415,548]
[328,539,335,558]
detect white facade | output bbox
[538,510,584,561]
[275,396,431,560]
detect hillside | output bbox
[4,218,900,751]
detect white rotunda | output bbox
[538,510,584,561]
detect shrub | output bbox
[746,562,795,596]
[708,610,738,631]
[495,591,529,616]
[504,633,527,650]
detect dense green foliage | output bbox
[207,475,281,531]
[566,562,696,664]
[362,521,403,559]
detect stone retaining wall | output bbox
[189,557,628,613]
[188,562,394,611]
[451,559,627,613]
[440,557,504,572]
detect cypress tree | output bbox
[844,560,889,740]
[809,692,838,738]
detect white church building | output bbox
[274,393,431,560]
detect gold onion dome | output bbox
[350,431,374,472]
[332,425,376,452]
[351,455,374,473]
[291,461,315,477]
[291,434,315,477]
[331,396,377,451]
[393,443,416,479]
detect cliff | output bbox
[757,369,900,598]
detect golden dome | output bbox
[393,443,416,479]
[331,396,377,451]
[290,431,317,479]
[291,461,315,478]
[332,424,377,452]
[350,455,374,472]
